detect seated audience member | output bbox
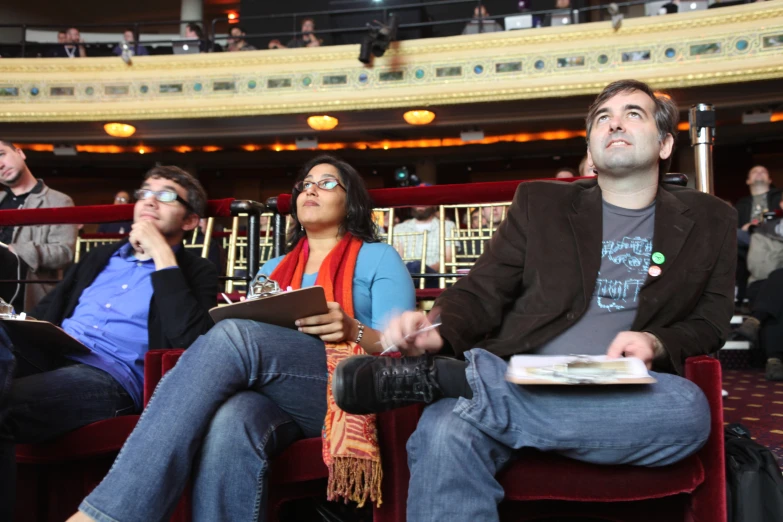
[393,202,456,288]
[545,0,581,26]
[334,80,736,520]
[48,27,87,58]
[659,0,680,14]
[184,23,219,53]
[579,154,597,177]
[1,166,217,520]
[112,29,149,57]
[269,18,321,49]
[555,167,579,178]
[733,214,783,380]
[45,30,68,57]
[463,5,504,34]
[97,190,134,234]
[0,140,77,312]
[67,155,415,522]
[227,26,257,52]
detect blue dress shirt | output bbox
[62,243,172,409]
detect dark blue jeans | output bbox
[0,325,134,520]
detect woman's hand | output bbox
[296,301,356,343]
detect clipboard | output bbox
[208,286,329,330]
[0,318,91,355]
[506,355,657,385]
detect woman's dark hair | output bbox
[287,155,379,251]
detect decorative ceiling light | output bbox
[403,110,435,125]
[307,115,339,131]
[103,123,136,138]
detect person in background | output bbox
[462,5,504,34]
[184,23,220,53]
[269,18,321,49]
[227,26,257,52]
[736,165,780,230]
[0,140,76,312]
[48,27,86,58]
[112,29,149,57]
[579,155,598,177]
[393,202,456,288]
[555,167,579,179]
[97,191,134,234]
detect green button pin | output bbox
[652,252,665,264]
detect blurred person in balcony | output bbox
[0,140,77,313]
[393,197,456,288]
[67,155,414,522]
[462,4,504,34]
[659,0,680,14]
[0,166,216,520]
[184,23,220,53]
[47,26,86,58]
[545,0,583,27]
[97,190,133,234]
[268,18,322,49]
[227,26,257,52]
[333,80,736,520]
[112,29,149,57]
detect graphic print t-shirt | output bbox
[535,200,655,356]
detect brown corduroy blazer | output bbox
[436,178,737,376]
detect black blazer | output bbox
[735,188,782,227]
[436,179,737,376]
[33,240,217,350]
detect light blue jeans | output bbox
[406,349,711,522]
[79,319,328,522]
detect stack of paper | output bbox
[506,355,656,385]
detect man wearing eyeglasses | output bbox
[0,166,218,518]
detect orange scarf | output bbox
[269,233,383,507]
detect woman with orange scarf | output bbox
[69,155,415,522]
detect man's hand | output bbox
[128,221,177,270]
[296,301,355,343]
[381,310,443,356]
[606,331,660,369]
[741,222,752,232]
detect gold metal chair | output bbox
[183,217,215,259]
[439,203,511,287]
[373,208,396,245]
[225,213,276,293]
[392,230,428,290]
[74,234,125,263]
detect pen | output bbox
[221,293,233,305]
[379,310,442,355]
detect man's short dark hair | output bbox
[0,139,17,149]
[231,26,246,35]
[585,79,679,178]
[58,30,66,35]
[186,23,204,39]
[143,166,207,218]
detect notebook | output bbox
[506,355,657,385]
[208,286,328,330]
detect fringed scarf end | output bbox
[327,457,383,508]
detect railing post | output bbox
[21,25,27,58]
[229,200,266,295]
[689,103,716,195]
[265,197,287,259]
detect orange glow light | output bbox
[307,115,339,131]
[174,145,193,153]
[202,146,222,152]
[771,112,783,123]
[76,145,125,154]
[242,144,261,152]
[228,12,238,22]
[654,92,671,100]
[103,123,136,138]
[677,122,690,131]
[403,110,436,125]
[138,147,146,155]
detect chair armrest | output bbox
[143,349,185,407]
[684,355,727,522]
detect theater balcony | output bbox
[0,2,781,123]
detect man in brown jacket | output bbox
[334,80,736,521]
[0,140,77,312]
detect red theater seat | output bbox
[15,351,725,522]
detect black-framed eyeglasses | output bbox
[134,189,195,214]
[294,179,345,192]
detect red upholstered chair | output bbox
[14,350,189,522]
[373,355,727,522]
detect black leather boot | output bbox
[332,355,443,414]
